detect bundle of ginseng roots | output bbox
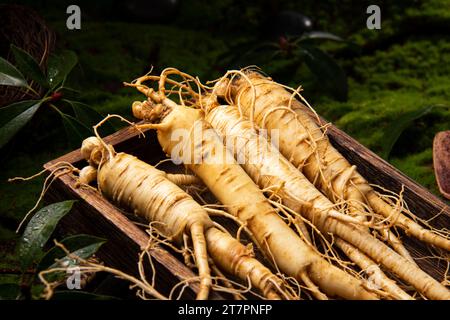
[47,67,450,300]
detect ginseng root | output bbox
[217,71,450,253]
[128,82,378,300]
[80,136,289,299]
[199,101,418,300]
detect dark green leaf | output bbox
[300,44,348,101]
[18,200,76,272]
[59,112,94,148]
[379,105,435,159]
[38,234,106,271]
[47,50,78,89]
[10,45,47,87]
[41,241,105,284]
[299,31,344,42]
[48,241,105,269]
[0,100,39,127]
[221,40,279,68]
[65,100,115,135]
[51,291,119,300]
[0,100,42,149]
[0,56,28,87]
[0,283,21,300]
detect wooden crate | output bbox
[44,118,450,298]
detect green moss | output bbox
[405,0,450,21]
[390,149,439,194]
[352,38,450,86]
[0,274,21,285]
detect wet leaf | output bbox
[0,100,42,149]
[18,201,76,272]
[299,31,344,42]
[59,112,93,148]
[380,105,435,159]
[300,44,348,101]
[48,241,105,270]
[0,56,28,87]
[38,234,106,271]
[10,45,47,87]
[47,50,78,90]
[65,100,115,135]
[42,241,105,285]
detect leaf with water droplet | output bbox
[18,200,76,272]
[48,241,105,270]
[37,234,106,271]
[0,99,42,149]
[299,44,348,101]
[46,50,77,90]
[0,56,28,87]
[39,240,105,284]
[10,45,47,87]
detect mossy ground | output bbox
[1,1,449,288]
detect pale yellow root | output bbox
[369,192,450,251]
[209,264,245,300]
[190,223,211,300]
[205,227,288,299]
[325,217,450,299]
[299,272,328,300]
[224,71,450,252]
[197,100,449,300]
[335,238,413,300]
[166,173,202,186]
[82,138,213,300]
[78,165,97,185]
[130,96,377,300]
[81,136,290,300]
[380,228,418,266]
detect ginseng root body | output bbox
[201,101,449,300]
[131,96,377,300]
[80,137,288,300]
[219,71,450,253]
